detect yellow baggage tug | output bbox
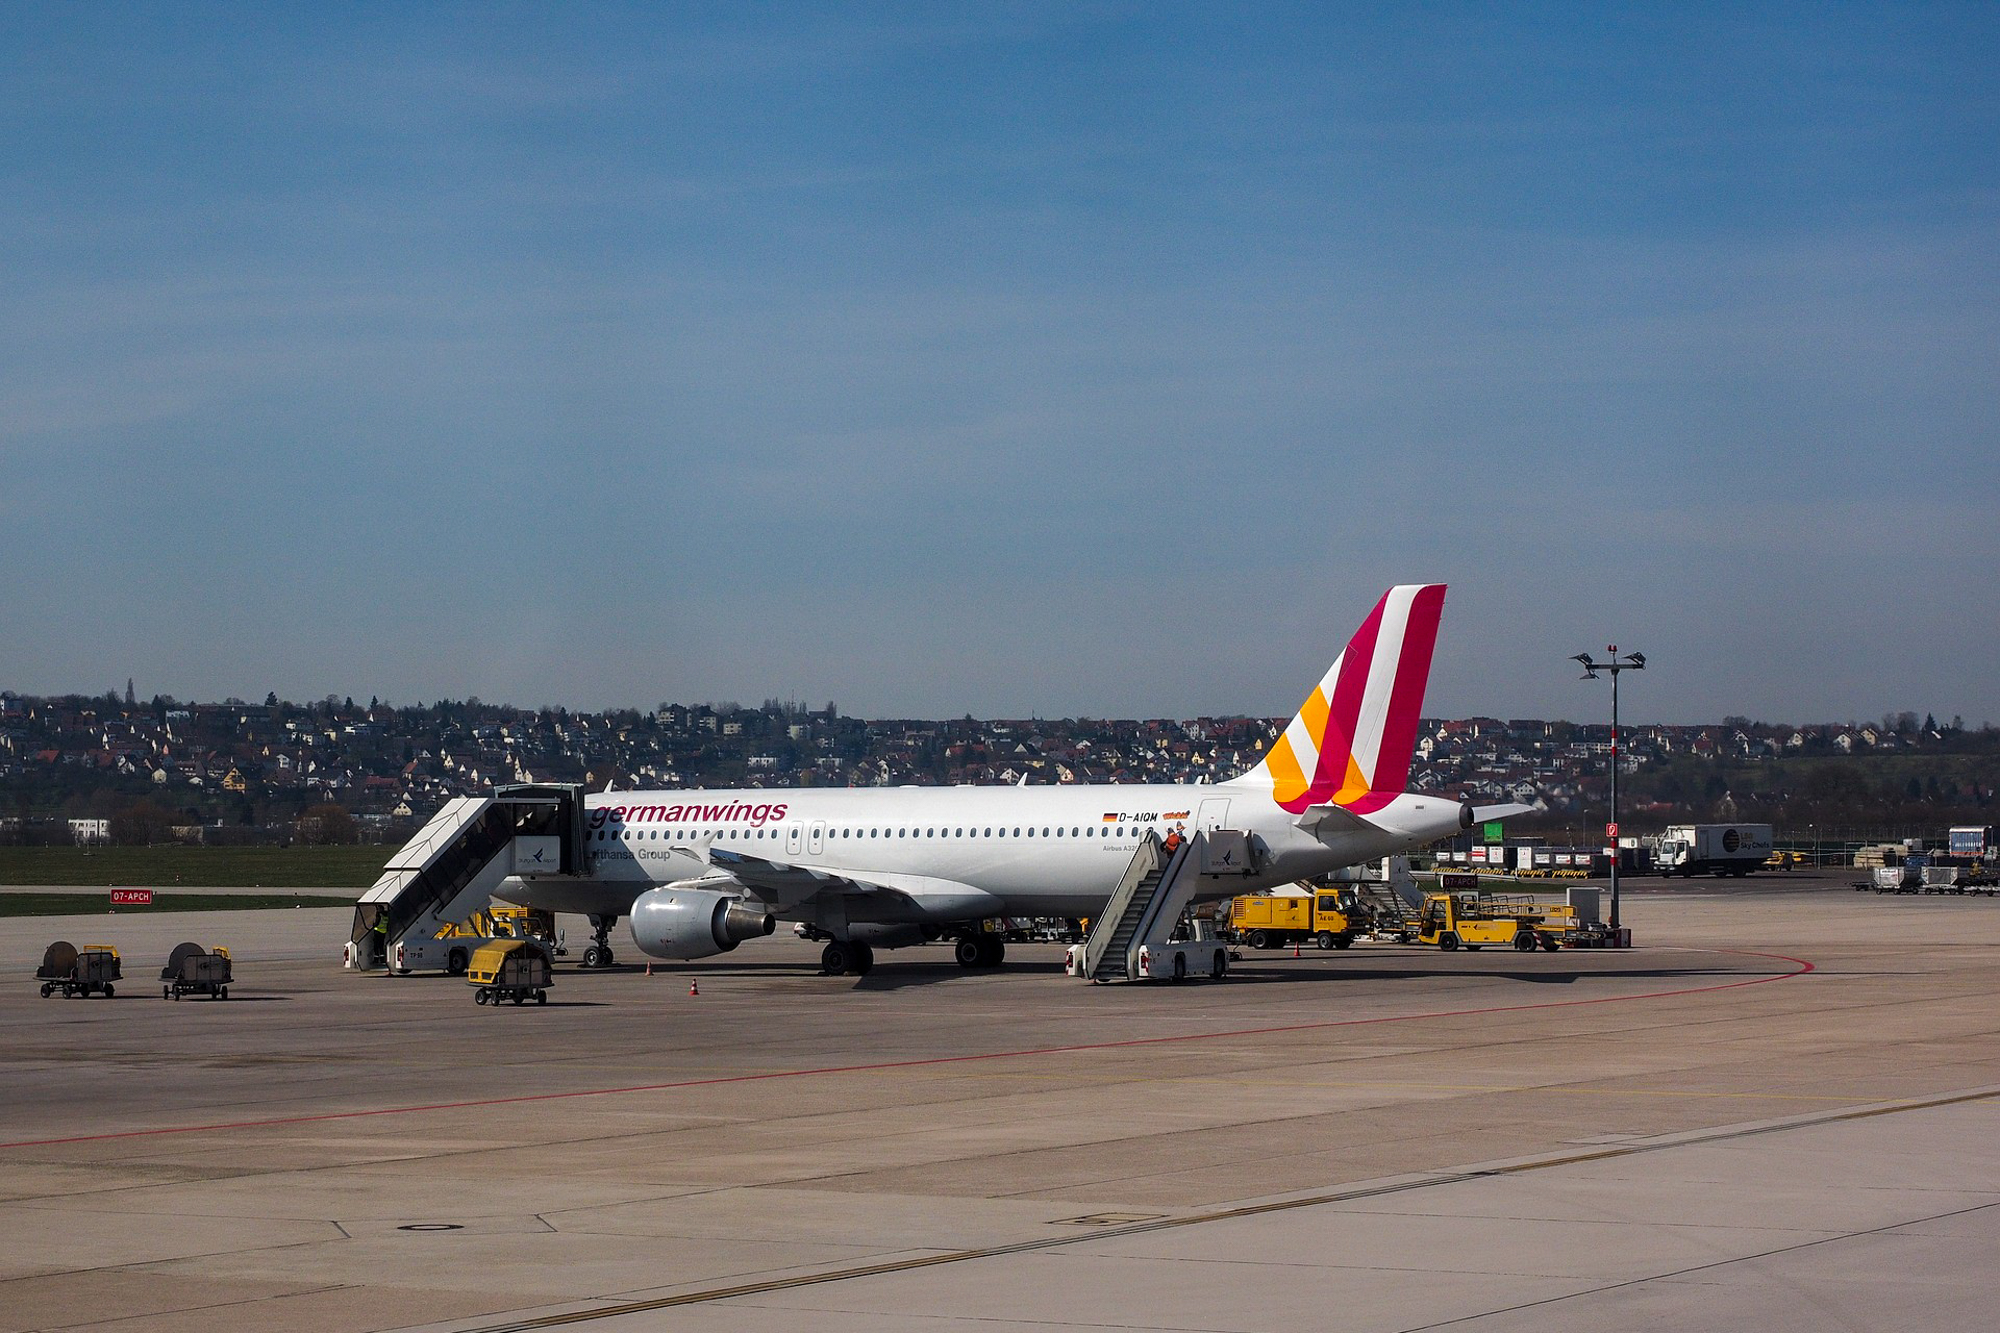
[468,940,552,1006]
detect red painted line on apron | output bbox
[0,948,1813,1150]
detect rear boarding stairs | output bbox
[1070,830,1243,983]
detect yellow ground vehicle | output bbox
[1414,894,1568,952]
[399,904,562,976]
[1764,850,1807,870]
[1227,892,1357,950]
[469,939,553,1006]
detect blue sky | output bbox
[3,4,1995,724]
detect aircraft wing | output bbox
[702,847,1005,922]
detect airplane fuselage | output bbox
[502,779,1468,924]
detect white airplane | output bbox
[502,583,1527,974]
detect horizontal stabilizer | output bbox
[1295,803,1379,837]
[1465,802,1536,827]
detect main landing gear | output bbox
[820,939,874,976]
[954,934,1004,969]
[580,914,617,969]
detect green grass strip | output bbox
[0,845,389,888]
[0,892,354,917]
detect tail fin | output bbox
[1238,584,1445,816]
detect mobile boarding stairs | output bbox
[1066,830,1246,983]
[346,784,588,974]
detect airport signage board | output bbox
[109,889,153,906]
[1482,821,1503,844]
[1606,822,1618,837]
[513,836,561,873]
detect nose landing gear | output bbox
[580,914,617,969]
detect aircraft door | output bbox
[785,823,801,856]
[808,821,825,856]
[1197,798,1231,833]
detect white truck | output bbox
[1654,824,1772,878]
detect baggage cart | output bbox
[36,941,122,998]
[159,942,234,1000]
[468,940,552,1006]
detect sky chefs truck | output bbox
[1654,824,1772,877]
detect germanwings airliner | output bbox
[502,584,1526,975]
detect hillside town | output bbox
[2,685,1992,845]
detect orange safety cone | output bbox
[646,962,654,976]
[688,979,698,997]
[1293,937,1301,957]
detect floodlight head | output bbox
[1571,653,1594,668]
[1629,652,1646,667]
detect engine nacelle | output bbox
[631,885,775,960]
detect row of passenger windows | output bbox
[593,824,1140,842]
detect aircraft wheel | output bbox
[822,940,853,975]
[978,936,1005,968]
[849,942,875,976]
[1439,932,1460,952]
[580,945,602,969]
[954,936,983,968]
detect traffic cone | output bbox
[688,979,698,997]
[1293,937,1301,957]
[646,963,654,976]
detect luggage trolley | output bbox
[37,941,122,999]
[469,939,552,1006]
[160,942,233,1000]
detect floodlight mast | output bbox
[1573,646,1645,936]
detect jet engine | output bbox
[630,884,775,959]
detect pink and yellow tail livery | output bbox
[1244,584,1446,816]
